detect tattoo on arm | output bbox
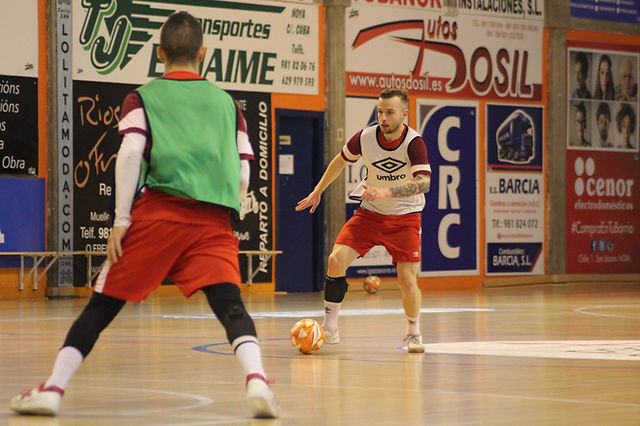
[389,175,430,197]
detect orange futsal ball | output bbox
[363,275,381,294]
[290,319,324,354]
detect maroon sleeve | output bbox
[408,137,431,176]
[118,92,145,136]
[340,130,363,162]
[235,101,254,161]
[235,101,248,135]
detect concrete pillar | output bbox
[322,0,350,260]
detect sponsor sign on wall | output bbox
[58,0,74,285]
[71,81,134,284]
[343,2,542,277]
[68,83,275,284]
[72,0,319,94]
[417,101,479,275]
[566,151,639,273]
[567,47,638,152]
[0,76,38,175]
[570,0,639,24]
[566,37,640,274]
[230,91,274,283]
[486,104,544,274]
[66,1,311,284]
[0,2,38,175]
[345,3,543,101]
[0,1,38,78]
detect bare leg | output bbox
[396,262,424,352]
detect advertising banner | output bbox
[566,37,640,274]
[567,47,638,152]
[72,0,319,94]
[0,76,38,175]
[68,1,308,284]
[485,104,544,275]
[566,151,639,273]
[570,0,639,24]
[71,81,135,284]
[0,1,38,78]
[417,100,479,276]
[345,2,543,101]
[69,83,275,284]
[0,1,38,175]
[230,91,274,284]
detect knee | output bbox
[397,275,419,294]
[218,301,249,324]
[327,251,345,272]
[203,284,257,342]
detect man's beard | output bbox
[382,123,400,135]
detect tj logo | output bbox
[80,0,132,74]
[80,0,172,74]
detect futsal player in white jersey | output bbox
[296,88,431,353]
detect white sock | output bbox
[405,315,421,336]
[232,336,266,379]
[44,346,84,390]
[323,301,341,332]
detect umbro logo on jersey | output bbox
[372,157,407,174]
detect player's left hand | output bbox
[361,185,391,202]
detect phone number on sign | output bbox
[491,218,539,229]
[281,76,315,86]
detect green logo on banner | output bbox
[79,0,285,76]
[79,0,173,75]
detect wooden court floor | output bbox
[1,282,639,425]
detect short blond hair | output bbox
[379,89,408,109]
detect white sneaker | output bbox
[246,373,279,419]
[323,327,340,344]
[9,383,64,416]
[403,335,425,353]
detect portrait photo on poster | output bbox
[567,48,638,153]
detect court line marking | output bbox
[4,372,639,420]
[0,307,496,322]
[424,340,640,361]
[156,307,496,320]
[1,381,253,424]
[574,305,640,320]
[196,339,640,363]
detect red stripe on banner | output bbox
[351,20,424,49]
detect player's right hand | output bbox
[295,191,321,213]
[107,226,128,264]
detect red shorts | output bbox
[94,217,240,303]
[335,208,421,263]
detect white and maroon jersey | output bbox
[342,124,430,215]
